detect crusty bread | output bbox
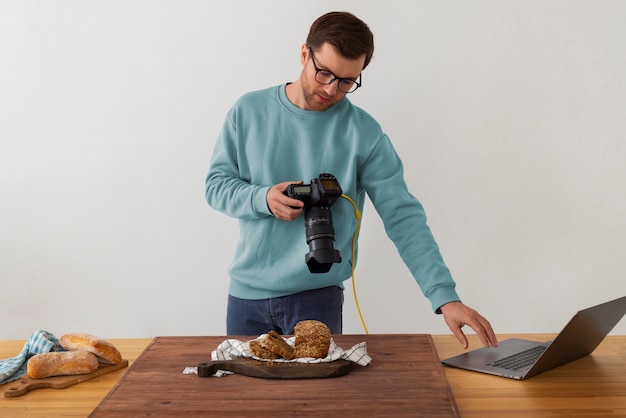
[293,320,331,358]
[60,333,122,365]
[259,330,295,360]
[249,340,279,360]
[27,351,99,378]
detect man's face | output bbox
[299,43,365,112]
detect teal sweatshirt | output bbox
[205,84,460,312]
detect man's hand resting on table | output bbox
[440,301,498,349]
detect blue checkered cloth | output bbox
[0,330,64,385]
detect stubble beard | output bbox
[301,77,341,112]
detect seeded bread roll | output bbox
[27,351,99,378]
[260,330,295,360]
[294,320,331,358]
[60,333,122,365]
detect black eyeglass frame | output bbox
[308,47,362,93]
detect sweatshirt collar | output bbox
[278,83,347,118]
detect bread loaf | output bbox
[60,333,122,365]
[27,351,99,378]
[294,320,331,358]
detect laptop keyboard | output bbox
[486,345,548,371]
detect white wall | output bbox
[1,1,625,340]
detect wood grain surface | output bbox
[0,338,151,418]
[436,334,626,417]
[3,360,128,398]
[89,334,459,417]
[1,334,625,417]
[196,358,355,379]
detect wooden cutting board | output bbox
[197,358,354,379]
[3,359,128,398]
[91,335,459,417]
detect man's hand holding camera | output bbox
[267,181,304,221]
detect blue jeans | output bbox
[227,286,344,336]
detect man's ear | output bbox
[299,43,309,66]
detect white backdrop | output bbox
[1,1,625,341]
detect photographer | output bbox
[205,11,497,349]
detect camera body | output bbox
[287,173,343,273]
[287,173,343,207]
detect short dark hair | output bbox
[306,11,374,70]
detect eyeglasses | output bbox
[308,47,362,94]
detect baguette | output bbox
[60,333,122,365]
[27,351,99,378]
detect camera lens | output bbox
[303,206,342,273]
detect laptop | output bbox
[441,295,626,379]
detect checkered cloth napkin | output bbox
[0,330,64,385]
[184,335,371,376]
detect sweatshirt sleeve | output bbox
[360,135,461,313]
[205,107,273,220]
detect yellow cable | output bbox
[341,194,368,334]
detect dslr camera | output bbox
[287,173,343,273]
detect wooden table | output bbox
[435,333,626,417]
[1,334,625,417]
[0,338,151,418]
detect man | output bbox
[205,11,497,349]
